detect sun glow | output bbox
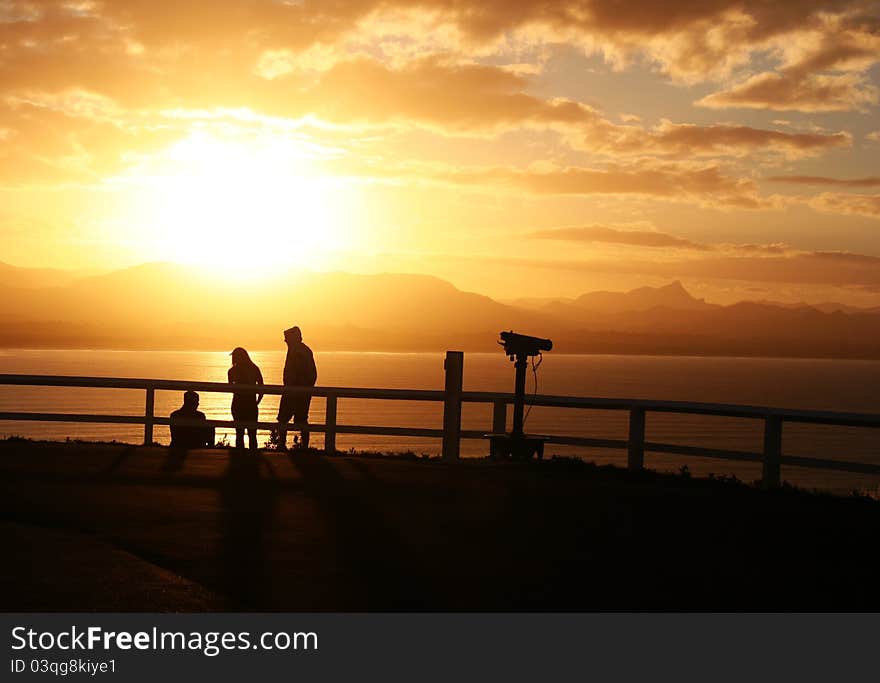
[119,131,359,278]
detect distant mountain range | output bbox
[750,299,880,315]
[511,281,880,316]
[0,262,95,289]
[513,281,715,318]
[2,262,880,359]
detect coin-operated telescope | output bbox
[499,331,552,359]
[490,331,553,460]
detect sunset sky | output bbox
[1,0,879,304]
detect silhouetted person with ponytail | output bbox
[228,347,264,450]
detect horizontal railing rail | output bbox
[0,374,447,401]
[1,355,879,486]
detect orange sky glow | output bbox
[1,0,879,304]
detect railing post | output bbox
[442,351,464,461]
[492,399,506,434]
[144,386,155,446]
[627,405,645,471]
[324,393,337,455]
[762,414,782,487]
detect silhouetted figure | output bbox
[276,326,317,450]
[169,390,214,449]
[228,347,264,451]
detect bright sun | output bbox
[121,131,358,277]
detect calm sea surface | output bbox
[1,349,878,494]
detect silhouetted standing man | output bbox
[276,326,317,450]
[169,390,215,449]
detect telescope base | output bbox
[487,434,546,461]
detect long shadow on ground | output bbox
[217,450,280,608]
[290,452,437,609]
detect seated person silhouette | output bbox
[169,390,214,448]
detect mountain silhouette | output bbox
[0,262,553,351]
[0,261,94,289]
[2,263,880,358]
[574,280,712,313]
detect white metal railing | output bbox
[1,350,879,487]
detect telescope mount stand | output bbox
[489,352,545,461]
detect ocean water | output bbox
[0,349,878,494]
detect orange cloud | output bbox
[0,99,181,186]
[294,59,849,157]
[601,120,850,158]
[1,49,852,188]
[697,14,880,112]
[5,0,876,97]
[698,72,878,112]
[465,162,776,210]
[317,154,777,210]
[0,1,871,199]
[294,58,594,130]
[809,193,880,219]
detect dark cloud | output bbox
[769,175,880,187]
[525,225,791,254]
[526,225,711,250]
[732,243,789,255]
[464,250,880,287]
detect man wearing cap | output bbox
[276,326,318,450]
[169,390,215,449]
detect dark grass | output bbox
[0,438,878,611]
